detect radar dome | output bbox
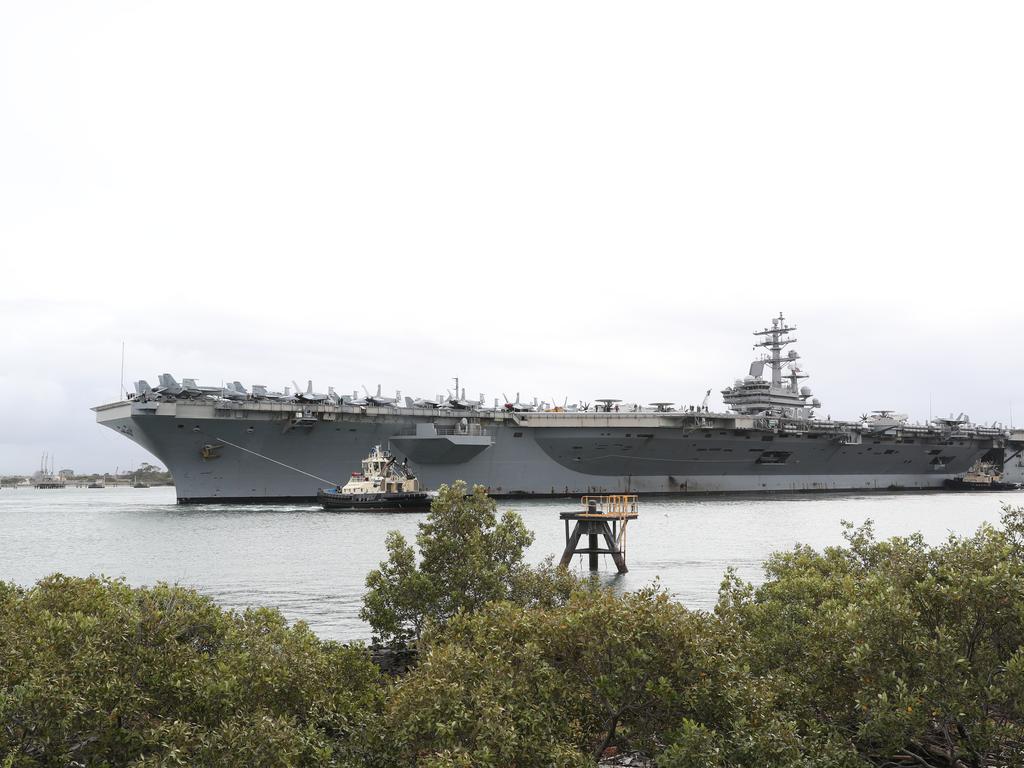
[734,379,743,388]
[744,375,754,383]
[800,386,812,396]
[811,398,821,407]
[788,350,798,359]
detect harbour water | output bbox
[2,486,1022,642]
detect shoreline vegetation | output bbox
[1,463,174,488]
[2,484,1023,767]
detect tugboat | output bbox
[318,445,436,511]
[944,462,1022,491]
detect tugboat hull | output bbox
[317,489,435,512]
[943,478,1022,492]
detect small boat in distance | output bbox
[318,445,436,511]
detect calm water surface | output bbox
[2,486,1021,641]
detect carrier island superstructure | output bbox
[93,314,1024,503]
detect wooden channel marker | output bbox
[558,495,639,574]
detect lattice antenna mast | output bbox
[752,312,797,388]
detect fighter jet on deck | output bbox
[292,380,328,403]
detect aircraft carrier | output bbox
[94,314,1024,503]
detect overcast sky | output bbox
[2,1,1022,475]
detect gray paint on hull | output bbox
[533,429,982,479]
[1004,453,1024,484]
[97,403,999,503]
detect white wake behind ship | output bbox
[94,314,1024,503]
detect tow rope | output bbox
[213,436,341,487]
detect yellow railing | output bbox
[578,494,639,519]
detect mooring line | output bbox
[213,436,340,487]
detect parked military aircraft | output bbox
[221,381,250,401]
[292,380,329,403]
[182,378,225,398]
[448,387,484,410]
[502,393,535,412]
[933,412,971,428]
[252,385,292,401]
[405,395,443,409]
[361,384,398,407]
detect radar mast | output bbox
[721,312,820,418]
[753,312,797,388]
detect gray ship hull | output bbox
[95,400,1012,503]
[1005,441,1024,485]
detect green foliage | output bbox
[379,586,723,765]
[382,608,590,768]
[378,504,1024,767]
[130,462,173,485]
[361,530,433,645]
[0,575,384,768]
[7,504,1024,767]
[360,481,577,645]
[713,503,1024,766]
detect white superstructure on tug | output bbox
[318,446,436,511]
